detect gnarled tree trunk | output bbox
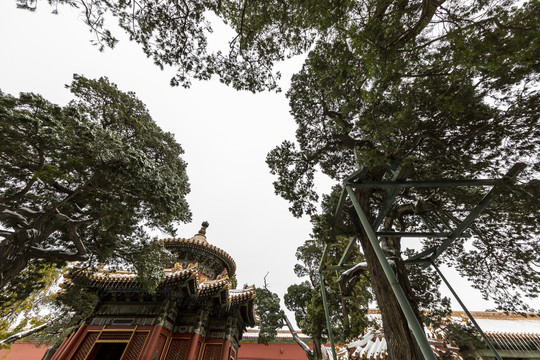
[348,188,424,360]
[312,336,323,360]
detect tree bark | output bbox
[312,336,323,360]
[283,314,316,360]
[347,189,424,360]
[0,209,88,289]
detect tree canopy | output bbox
[0,75,191,291]
[265,0,540,312]
[257,0,540,358]
[15,0,293,91]
[11,0,540,357]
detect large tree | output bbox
[0,75,191,291]
[257,1,540,359]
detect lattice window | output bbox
[121,332,148,360]
[71,332,99,360]
[203,344,222,360]
[229,347,236,360]
[165,338,190,360]
[151,334,168,360]
[99,331,133,341]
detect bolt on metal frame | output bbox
[318,162,529,360]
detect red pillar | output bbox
[221,339,231,360]
[139,325,164,360]
[51,325,88,360]
[185,333,201,360]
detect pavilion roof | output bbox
[67,262,256,324]
[159,236,236,276]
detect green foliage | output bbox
[0,263,59,347]
[27,276,102,348]
[16,0,292,91]
[0,75,191,291]
[133,240,176,293]
[286,204,372,343]
[262,0,540,314]
[442,322,486,350]
[229,274,238,289]
[255,287,285,345]
[54,280,98,322]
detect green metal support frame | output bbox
[317,162,529,360]
[319,272,338,360]
[430,261,503,360]
[345,185,438,360]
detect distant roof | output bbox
[350,310,540,359]
[242,328,311,341]
[367,309,540,334]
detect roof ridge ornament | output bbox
[192,221,209,243]
[199,221,209,235]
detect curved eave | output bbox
[197,277,231,299]
[69,266,198,291]
[228,288,257,327]
[160,237,237,276]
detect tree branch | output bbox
[50,174,96,212]
[0,207,30,227]
[0,229,13,238]
[1,148,45,203]
[283,314,314,360]
[339,262,369,297]
[28,247,89,262]
[387,0,446,49]
[0,321,51,346]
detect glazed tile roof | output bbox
[342,311,540,360]
[485,331,540,352]
[71,263,198,290]
[229,286,257,305]
[69,262,256,309]
[159,237,237,276]
[197,277,231,297]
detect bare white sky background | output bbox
[0,2,509,329]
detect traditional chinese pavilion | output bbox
[50,222,257,360]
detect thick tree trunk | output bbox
[348,189,424,360]
[0,210,87,289]
[312,337,323,360]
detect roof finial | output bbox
[199,221,209,235]
[191,221,209,243]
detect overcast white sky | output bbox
[0,2,508,327]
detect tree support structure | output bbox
[318,162,529,360]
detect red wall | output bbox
[0,340,309,360]
[238,342,309,360]
[0,342,48,360]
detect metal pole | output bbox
[430,262,503,360]
[345,185,437,360]
[319,272,337,360]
